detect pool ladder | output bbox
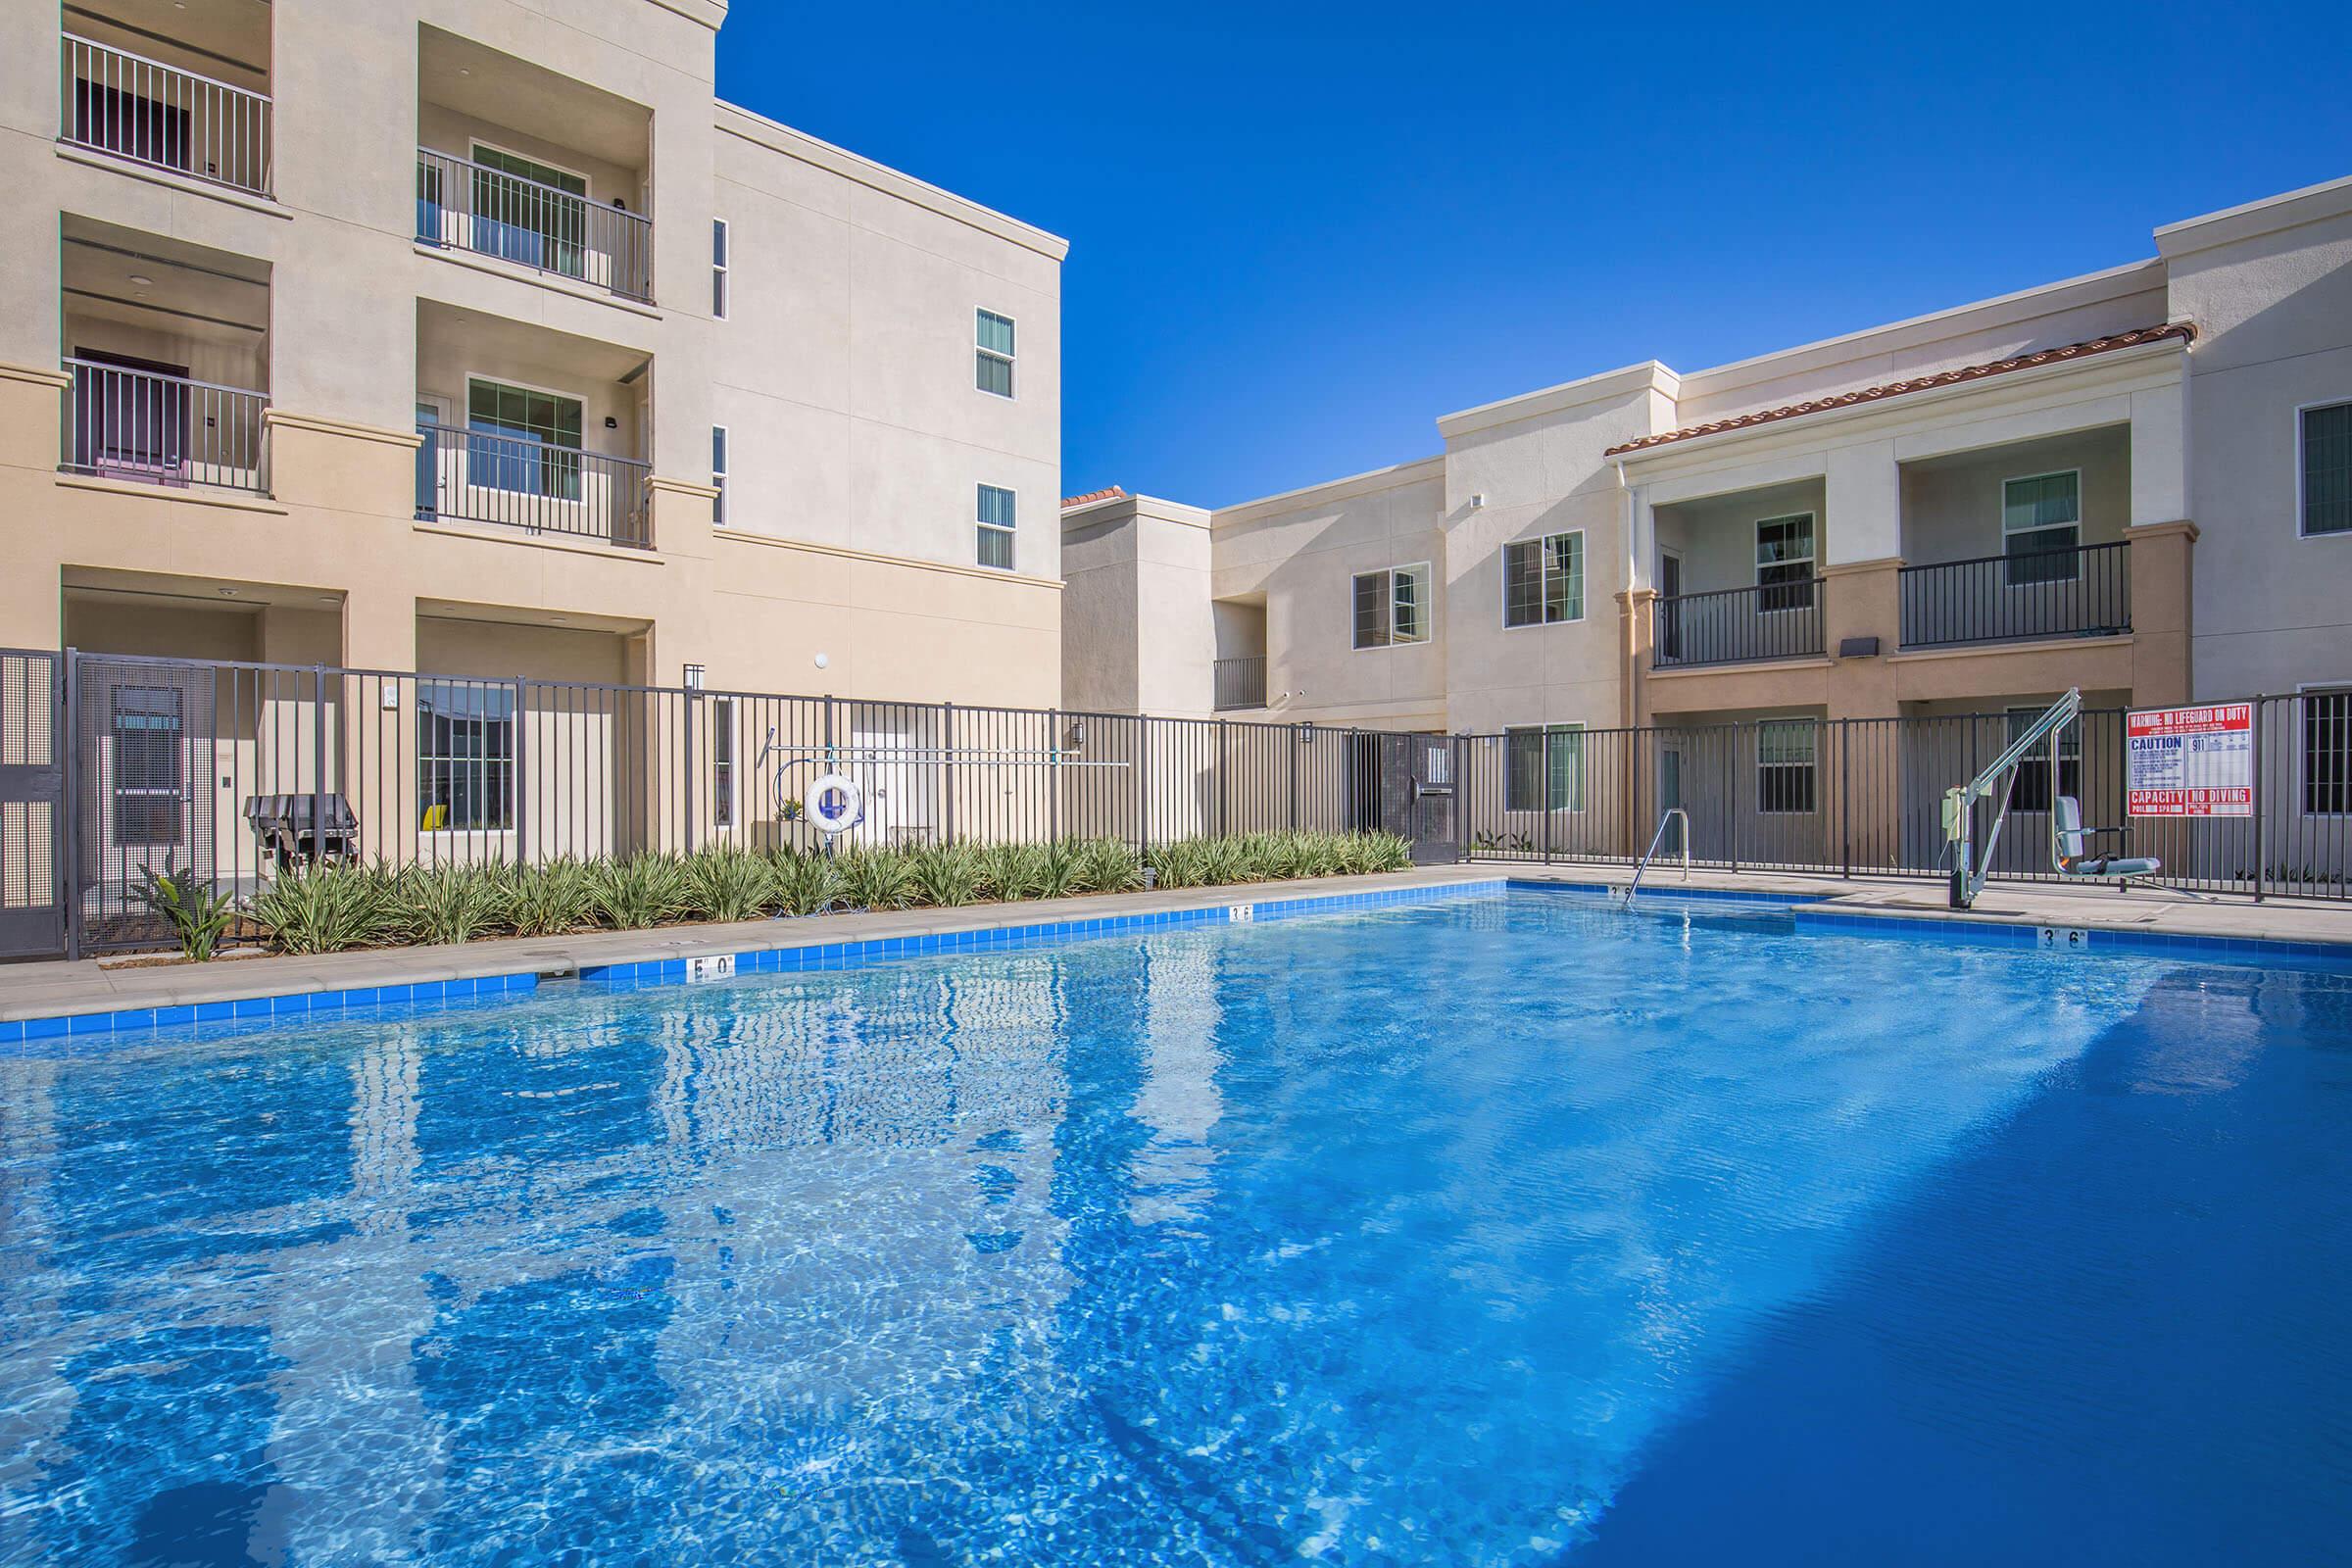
[1621,808,1690,907]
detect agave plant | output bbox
[250,861,396,955]
[1036,839,1083,901]
[1076,837,1143,895]
[684,847,774,923]
[769,851,845,916]
[839,847,917,911]
[590,854,689,930]
[504,858,597,937]
[979,841,1049,902]
[129,858,242,961]
[394,861,509,947]
[909,841,987,907]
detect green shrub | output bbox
[840,846,917,911]
[130,858,242,962]
[590,854,689,930]
[909,841,987,907]
[979,841,1049,902]
[1076,837,1143,895]
[394,862,508,946]
[769,851,845,916]
[251,862,395,955]
[1036,839,1083,901]
[684,847,774,924]
[504,858,596,937]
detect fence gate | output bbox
[0,651,67,960]
[1404,734,1464,864]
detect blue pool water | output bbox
[2,892,2349,1566]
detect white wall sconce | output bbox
[683,663,706,690]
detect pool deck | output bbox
[2,864,2348,1026]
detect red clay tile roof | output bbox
[1602,322,2196,457]
[1061,485,1128,508]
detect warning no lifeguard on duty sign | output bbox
[2126,703,2254,817]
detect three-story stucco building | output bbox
[2,0,1065,703]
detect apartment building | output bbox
[1064,175,2352,878]
[1,0,1065,702]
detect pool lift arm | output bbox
[1942,688,2081,910]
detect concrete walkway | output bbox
[4,862,2348,1025]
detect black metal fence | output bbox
[1900,541,2131,649]
[4,648,2345,960]
[1653,578,1828,668]
[1457,703,2351,901]
[1214,656,1267,711]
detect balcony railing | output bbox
[61,34,272,196]
[416,421,652,548]
[416,148,652,302]
[62,358,270,494]
[1899,541,2131,650]
[1652,579,1827,669]
[1214,656,1268,711]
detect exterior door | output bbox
[1658,550,1683,662]
[0,651,66,959]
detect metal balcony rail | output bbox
[416,147,653,301]
[1652,577,1828,668]
[1214,656,1268,711]
[416,420,653,548]
[62,358,270,494]
[1899,541,2131,650]
[61,33,271,196]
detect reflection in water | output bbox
[0,905,2342,1565]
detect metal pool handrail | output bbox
[1622,807,1691,906]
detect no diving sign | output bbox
[2127,704,2253,817]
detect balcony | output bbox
[63,359,270,495]
[1898,541,2131,650]
[1214,656,1267,711]
[416,423,651,549]
[1653,579,1827,669]
[416,147,652,303]
[60,33,272,197]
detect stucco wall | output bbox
[1898,427,2130,567]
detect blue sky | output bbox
[715,1,2350,510]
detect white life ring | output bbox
[806,771,864,836]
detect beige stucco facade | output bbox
[1068,173,2352,738]
[3,0,1066,707]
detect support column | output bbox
[2126,519,2197,707]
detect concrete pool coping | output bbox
[2,863,2348,1033]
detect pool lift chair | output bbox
[1941,687,2161,910]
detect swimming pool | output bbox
[2,889,2347,1565]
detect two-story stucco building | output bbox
[1064,174,2352,873]
[1,0,1065,705]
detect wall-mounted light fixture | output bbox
[683,662,705,691]
[1469,493,1486,509]
[1067,717,1088,750]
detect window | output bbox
[1505,723,1586,812]
[1755,514,1816,612]
[712,697,737,829]
[1503,531,1585,627]
[418,681,514,832]
[977,484,1016,569]
[471,144,587,273]
[1352,564,1431,649]
[2005,705,2082,812]
[2302,403,2352,537]
[976,310,1015,397]
[712,219,729,319]
[2307,688,2351,815]
[711,425,728,526]
[1756,719,1817,813]
[466,379,582,498]
[110,686,183,847]
[2002,469,2082,585]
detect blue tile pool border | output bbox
[577,879,1512,986]
[8,872,2347,1046]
